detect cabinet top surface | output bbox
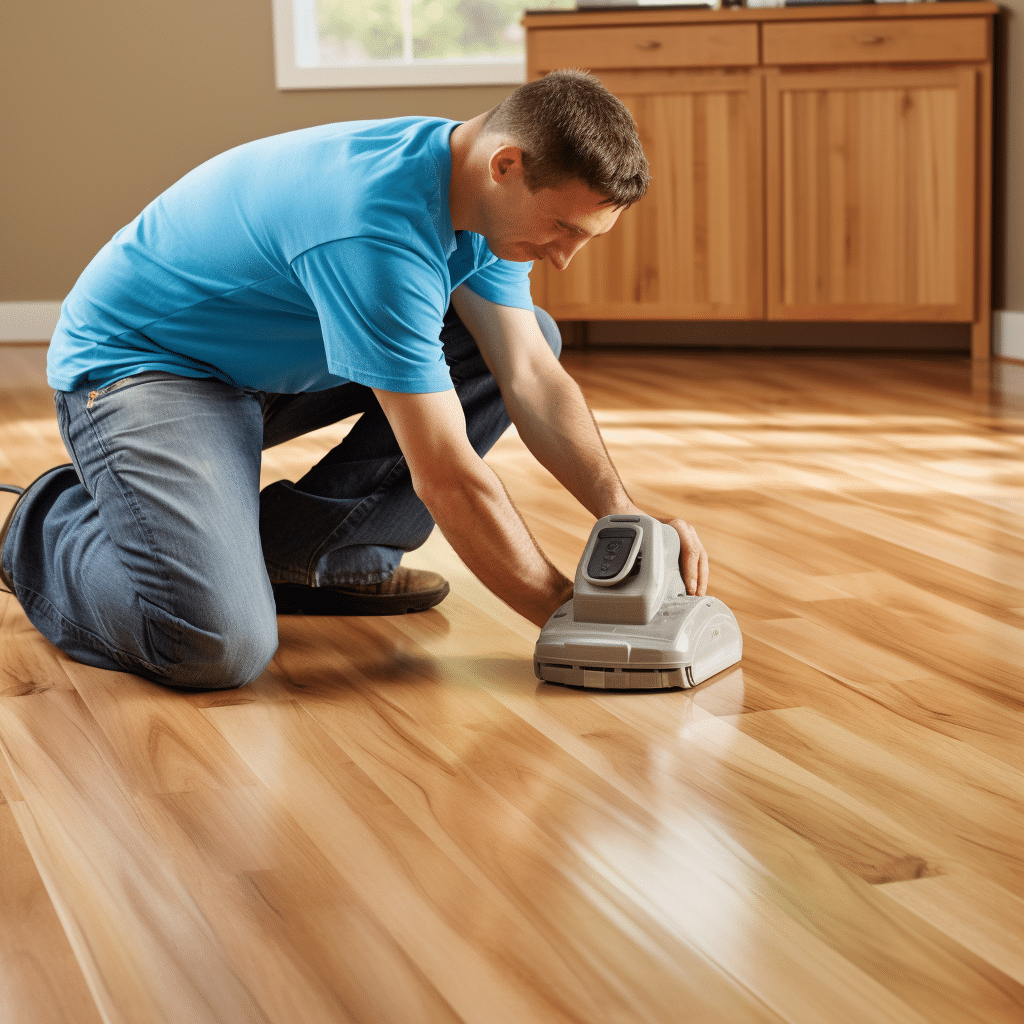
[522,2,997,28]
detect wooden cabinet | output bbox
[760,14,988,65]
[542,69,763,320]
[766,66,977,322]
[530,22,759,70]
[524,2,996,357]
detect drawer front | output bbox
[762,17,988,66]
[530,23,759,72]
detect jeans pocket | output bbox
[84,371,193,409]
[85,375,141,409]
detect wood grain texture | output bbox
[530,23,759,73]
[0,773,104,1024]
[766,66,976,320]
[1,345,1023,1023]
[972,59,994,358]
[538,70,763,321]
[761,16,990,66]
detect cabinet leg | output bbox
[971,318,991,361]
[555,320,589,351]
[970,359,992,403]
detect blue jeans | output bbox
[2,307,561,690]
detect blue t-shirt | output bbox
[47,117,534,394]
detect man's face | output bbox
[479,151,623,270]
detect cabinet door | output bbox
[533,69,763,322]
[765,67,977,321]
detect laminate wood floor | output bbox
[0,344,1022,1024]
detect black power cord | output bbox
[0,484,25,594]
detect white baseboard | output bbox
[0,301,63,343]
[994,309,1024,361]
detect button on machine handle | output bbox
[586,528,638,581]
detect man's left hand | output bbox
[658,515,709,596]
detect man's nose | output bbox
[549,237,587,271]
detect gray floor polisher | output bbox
[534,513,743,690]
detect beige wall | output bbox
[2,0,1021,312]
[0,1,512,300]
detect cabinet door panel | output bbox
[537,71,763,321]
[766,67,976,321]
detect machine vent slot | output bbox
[542,663,573,670]
[622,668,657,674]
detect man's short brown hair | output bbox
[483,69,650,209]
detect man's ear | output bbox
[488,145,525,186]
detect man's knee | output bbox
[534,306,562,360]
[141,597,278,690]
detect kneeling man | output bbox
[0,70,708,690]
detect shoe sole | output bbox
[272,580,450,616]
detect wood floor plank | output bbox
[796,594,1024,690]
[0,689,276,1024]
[0,800,104,1024]
[770,493,1024,590]
[482,687,1024,1024]
[291,681,940,1024]
[147,785,453,1024]
[0,730,25,805]
[701,631,1024,786]
[845,489,1024,547]
[58,659,264,796]
[824,570,1024,640]
[0,744,104,1024]
[731,498,1024,617]
[880,875,1024,986]
[745,617,931,684]
[261,593,1022,1024]
[746,608,1023,713]
[0,598,77,697]
[206,699,773,1024]
[730,709,1024,898]
[2,347,1023,1023]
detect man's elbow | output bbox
[504,359,578,422]
[411,456,491,519]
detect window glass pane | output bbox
[315,0,573,67]
[318,0,404,62]
[412,0,528,62]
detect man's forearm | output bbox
[504,369,639,520]
[417,461,574,627]
[504,367,710,596]
[436,290,710,597]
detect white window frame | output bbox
[271,0,528,90]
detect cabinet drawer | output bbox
[762,17,988,66]
[530,23,759,72]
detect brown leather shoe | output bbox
[272,567,449,616]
